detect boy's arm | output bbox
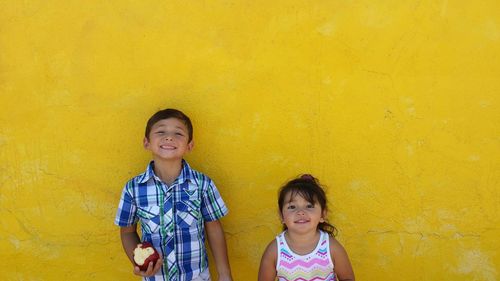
[258,240,277,281]
[120,225,164,277]
[120,225,141,263]
[205,220,233,281]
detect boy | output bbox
[115,109,232,281]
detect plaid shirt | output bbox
[115,160,228,281]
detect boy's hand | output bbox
[133,257,163,277]
[218,275,233,281]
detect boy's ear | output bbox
[187,140,194,152]
[143,137,150,150]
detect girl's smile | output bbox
[281,192,325,234]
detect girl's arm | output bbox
[330,237,355,281]
[258,240,278,281]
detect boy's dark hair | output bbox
[278,174,337,236]
[145,108,193,142]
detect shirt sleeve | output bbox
[114,182,138,226]
[201,179,228,222]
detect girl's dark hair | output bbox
[278,174,337,236]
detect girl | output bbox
[258,174,355,281]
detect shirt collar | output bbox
[138,159,195,185]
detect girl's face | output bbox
[280,191,325,235]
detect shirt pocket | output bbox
[175,199,201,229]
[136,205,161,234]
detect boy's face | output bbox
[143,118,193,161]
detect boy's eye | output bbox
[307,204,314,208]
[287,205,296,210]
[155,131,165,135]
[175,132,184,136]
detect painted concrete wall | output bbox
[1,1,499,280]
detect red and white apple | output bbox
[133,242,160,271]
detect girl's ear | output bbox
[320,209,327,223]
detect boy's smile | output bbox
[160,143,177,150]
[144,118,193,161]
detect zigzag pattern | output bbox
[276,231,335,281]
[277,272,335,281]
[281,247,328,258]
[280,257,331,268]
[317,248,328,257]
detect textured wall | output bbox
[1,1,499,280]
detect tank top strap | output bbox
[275,231,287,271]
[316,231,332,264]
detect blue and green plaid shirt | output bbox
[115,160,228,281]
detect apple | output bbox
[133,242,160,271]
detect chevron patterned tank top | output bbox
[276,230,336,281]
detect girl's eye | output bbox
[307,204,314,208]
[287,205,296,210]
[155,131,164,135]
[175,132,184,136]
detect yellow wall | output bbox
[1,1,499,280]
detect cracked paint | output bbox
[1,1,499,280]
